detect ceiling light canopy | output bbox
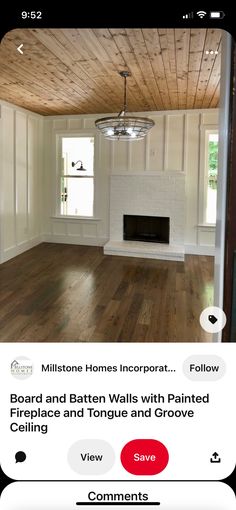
[95,71,155,141]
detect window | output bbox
[60,136,94,217]
[205,131,218,224]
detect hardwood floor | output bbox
[0,243,214,342]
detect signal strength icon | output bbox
[183,12,194,19]
[196,10,207,18]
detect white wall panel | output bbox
[0,101,43,263]
[67,223,82,237]
[165,114,184,171]
[130,138,146,172]
[28,116,40,238]
[113,139,129,172]
[84,118,95,129]
[185,113,200,246]
[15,111,27,244]
[1,107,15,251]
[53,119,67,130]
[52,221,67,236]
[82,223,97,238]
[199,229,216,246]
[202,111,219,125]
[68,118,83,130]
[148,115,165,172]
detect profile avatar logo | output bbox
[11,356,33,379]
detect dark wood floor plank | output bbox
[0,243,214,342]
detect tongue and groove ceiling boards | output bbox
[0,28,221,115]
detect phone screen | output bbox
[0,6,235,509]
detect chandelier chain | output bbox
[124,74,127,113]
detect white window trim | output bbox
[199,125,218,227]
[55,131,98,219]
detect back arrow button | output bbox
[17,44,24,55]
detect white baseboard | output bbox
[185,244,215,256]
[0,235,43,264]
[42,234,108,247]
[0,237,216,264]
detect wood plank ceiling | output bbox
[0,28,222,115]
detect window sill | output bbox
[51,216,101,222]
[197,223,216,229]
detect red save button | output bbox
[121,439,169,475]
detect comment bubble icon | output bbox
[15,451,26,463]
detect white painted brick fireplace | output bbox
[104,174,185,261]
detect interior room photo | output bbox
[0,28,229,342]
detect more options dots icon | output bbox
[200,306,226,334]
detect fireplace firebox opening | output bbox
[123,215,170,244]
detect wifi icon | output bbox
[197,10,207,18]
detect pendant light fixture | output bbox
[95,71,155,141]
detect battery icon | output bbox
[210,11,225,18]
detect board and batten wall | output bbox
[43,109,219,254]
[0,102,219,264]
[0,100,43,263]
